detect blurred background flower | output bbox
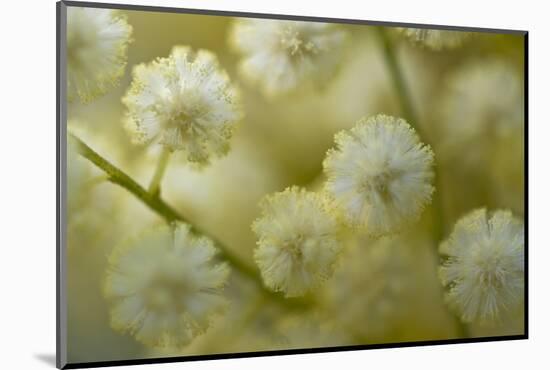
[67,8,132,103]
[104,222,230,348]
[230,19,349,98]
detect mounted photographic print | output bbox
[57,1,527,368]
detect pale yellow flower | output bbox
[67,8,132,102]
[439,209,524,324]
[323,114,434,234]
[123,46,242,166]
[439,60,524,212]
[252,187,341,297]
[104,222,230,348]
[230,19,348,97]
[441,60,523,142]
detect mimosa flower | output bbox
[441,60,524,142]
[67,8,132,102]
[439,60,524,212]
[252,187,342,297]
[230,19,348,97]
[123,46,242,166]
[104,222,230,348]
[323,114,434,234]
[439,209,524,324]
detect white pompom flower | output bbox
[439,209,524,324]
[441,60,523,143]
[123,46,243,166]
[323,114,434,234]
[439,60,524,212]
[230,19,348,98]
[67,7,132,102]
[252,187,342,297]
[104,222,230,348]
[398,28,472,50]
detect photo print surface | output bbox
[59,1,526,367]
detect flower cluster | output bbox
[252,187,342,297]
[67,8,132,102]
[104,222,230,348]
[439,209,524,324]
[323,114,435,234]
[123,46,243,166]
[65,7,525,354]
[251,115,436,297]
[230,19,348,97]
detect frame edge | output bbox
[57,1,68,369]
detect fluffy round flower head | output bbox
[123,46,242,166]
[252,187,342,297]
[323,114,434,234]
[398,28,472,50]
[67,7,132,103]
[441,60,523,144]
[439,209,524,324]
[104,222,230,348]
[230,19,348,98]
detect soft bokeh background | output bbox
[66,8,524,364]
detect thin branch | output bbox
[148,146,171,197]
[376,27,420,133]
[69,132,311,310]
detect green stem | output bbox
[148,147,171,197]
[376,27,419,132]
[68,133,310,310]
[376,27,469,338]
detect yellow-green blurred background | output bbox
[66,7,524,364]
